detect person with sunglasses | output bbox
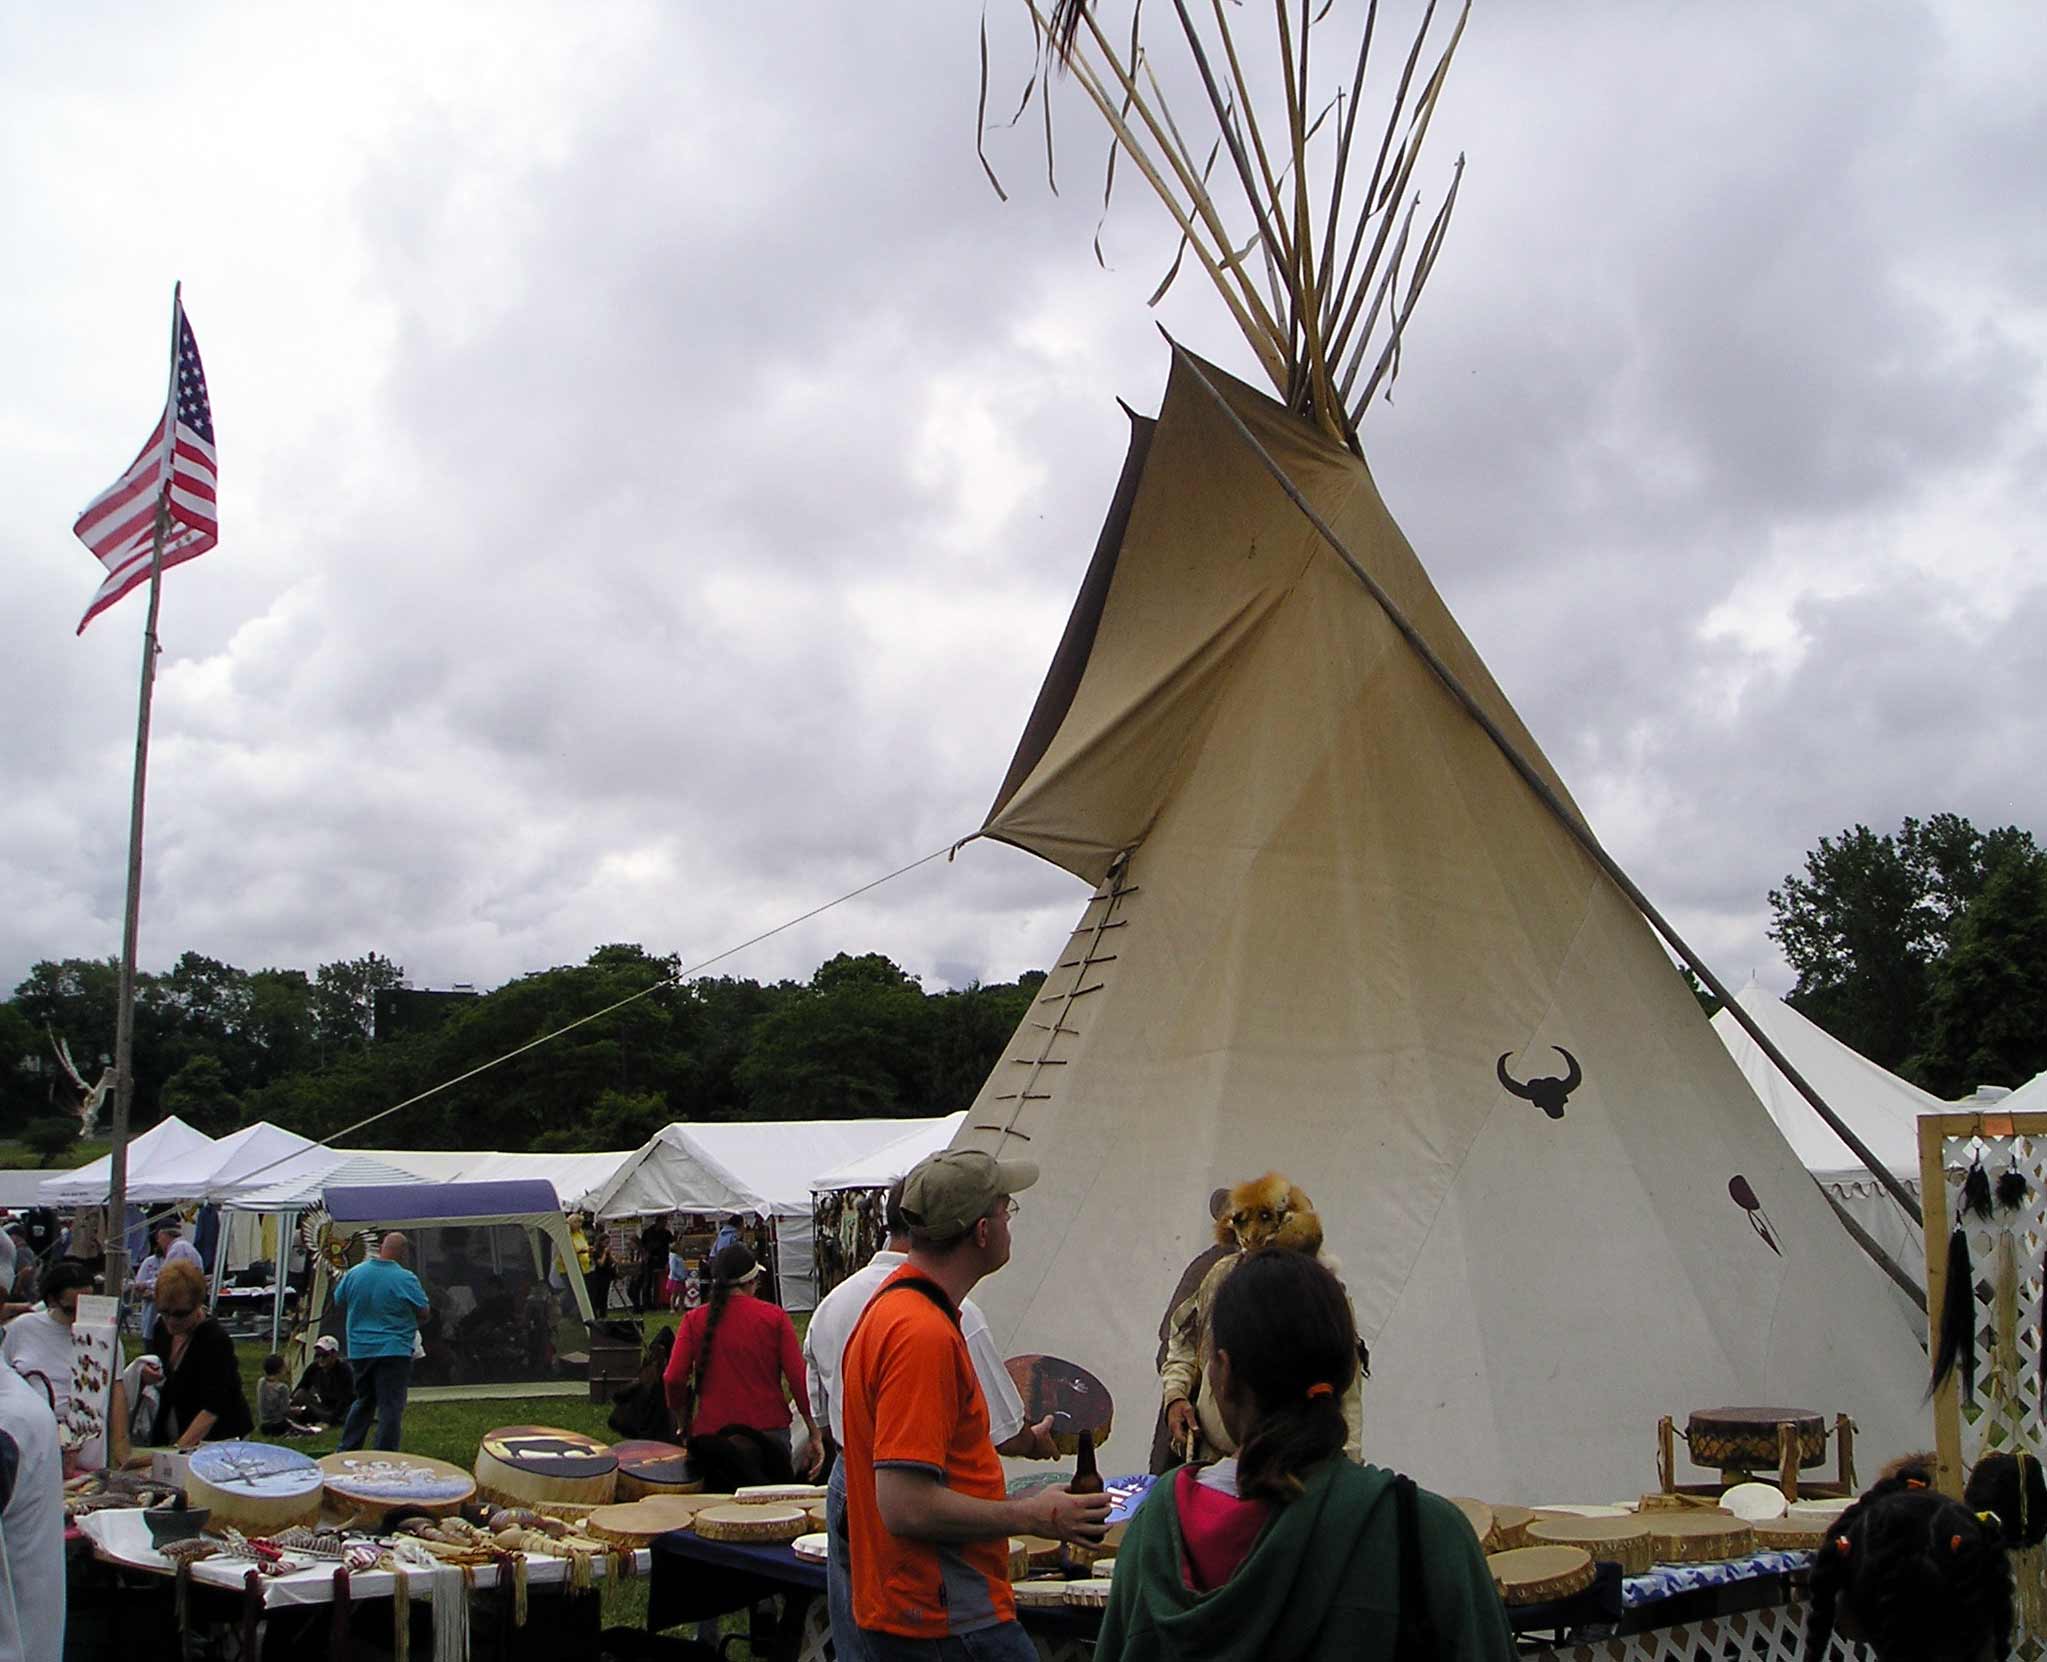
[0,1258,93,1422]
[139,1258,251,1451]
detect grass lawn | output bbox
[139,1306,805,1636]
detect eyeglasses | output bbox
[158,1304,200,1321]
[997,1197,1020,1220]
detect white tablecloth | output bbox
[79,1508,650,1610]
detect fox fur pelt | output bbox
[1216,1171,1324,1256]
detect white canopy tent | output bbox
[0,1171,55,1210]
[442,1149,634,1212]
[1710,981,1934,1316]
[591,1118,953,1311]
[810,1112,967,1192]
[123,1121,319,1205]
[37,1116,217,1205]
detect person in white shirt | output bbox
[801,1179,1060,1662]
[134,1222,203,1337]
[0,1234,65,1661]
[0,1262,91,1423]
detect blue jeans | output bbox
[855,1625,1036,1662]
[337,1354,412,1451]
[827,1463,1033,1662]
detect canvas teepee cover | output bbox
[951,350,1926,1501]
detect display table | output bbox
[77,1508,648,1658]
[645,1531,1101,1662]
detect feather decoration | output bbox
[1963,1156,1995,1220]
[1999,1164,2033,1213]
[1049,0,1091,66]
[1930,1226,1977,1404]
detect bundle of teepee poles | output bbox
[984,0,1468,450]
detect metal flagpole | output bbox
[104,280,184,1322]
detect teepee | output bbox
[949,2,1928,1499]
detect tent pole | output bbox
[209,1214,231,1310]
[1815,1182,1925,1314]
[1167,337,1924,1233]
[271,1207,295,1353]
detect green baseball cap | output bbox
[900,1149,1039,1242]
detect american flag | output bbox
[72,299,218,634]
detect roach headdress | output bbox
[1963,1154,1995,1220]
[1998,1163,2034,1214]
[1931,1223,1977,1406]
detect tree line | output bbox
[0,945,1043,1162]
[1769,812,2047,1096]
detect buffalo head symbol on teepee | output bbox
[1496,1047,1582,1119]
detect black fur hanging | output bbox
[1963,1156,1995,1220]
[1998,1163,2034,1213]
[1930,1227,1977,1404]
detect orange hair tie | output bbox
[1906,1477,1927,1489]
[1834,1536,1851,1556]
[1305,1382,1334,1400]
[1952,1534,1964,1553]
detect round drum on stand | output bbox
[1685,1407,1825,1474]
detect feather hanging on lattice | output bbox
[1931,1226,1977,1405]
[1998,1162,2033,1214]
[1964,1154,1995,1220]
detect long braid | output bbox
[685,1241,756,1434]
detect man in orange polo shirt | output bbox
[839,1149,1111,1659]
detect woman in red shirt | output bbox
[663,1243,817,1465]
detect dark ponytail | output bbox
[1805,1486,2011,1662]
[1208,1247,1355,1503]
[688,1242,758,1429]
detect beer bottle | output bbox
[1069,1431,1104,1495]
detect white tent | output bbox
[37,1116,217,1205]
[0,1171,54,1210]
[443,1149,634,1212]
[340,1148,475,1183]
[591,1118,952,1311]
[226,1149,444,1214]
[945,351,1928,1500]
[123,1120,319,1204]
[1710,981,1935,1317]
[811,1113,967,1192]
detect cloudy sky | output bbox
[3,2,2042,1013]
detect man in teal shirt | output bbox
[332,1232,430,1451]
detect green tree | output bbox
[22,1116,80,1166]
[1914,847,2047,1096]
[735,954,936,1119]
[1768,824,1932,1069]
[0,1003,46,1134]
[160,1053,244,1137]
[314,953,407,1051]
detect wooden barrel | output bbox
[187,1443,325,1536]
[318,1451,474,1519]
[475,1425,618,1507]
[1527,1515,1652,1577]
[1488,1545,1595,1605]
[1646,1512,1755,1563]
[613,1441,699,1500]
[1685,1407,1825,1471]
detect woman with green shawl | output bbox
[1095,1249,1514,1662]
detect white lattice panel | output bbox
[1529,1601,1862,1662]
[1930,1123,2047,1662]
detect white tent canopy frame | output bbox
[36,1115,216,1206]
[591,1118,958,1312]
